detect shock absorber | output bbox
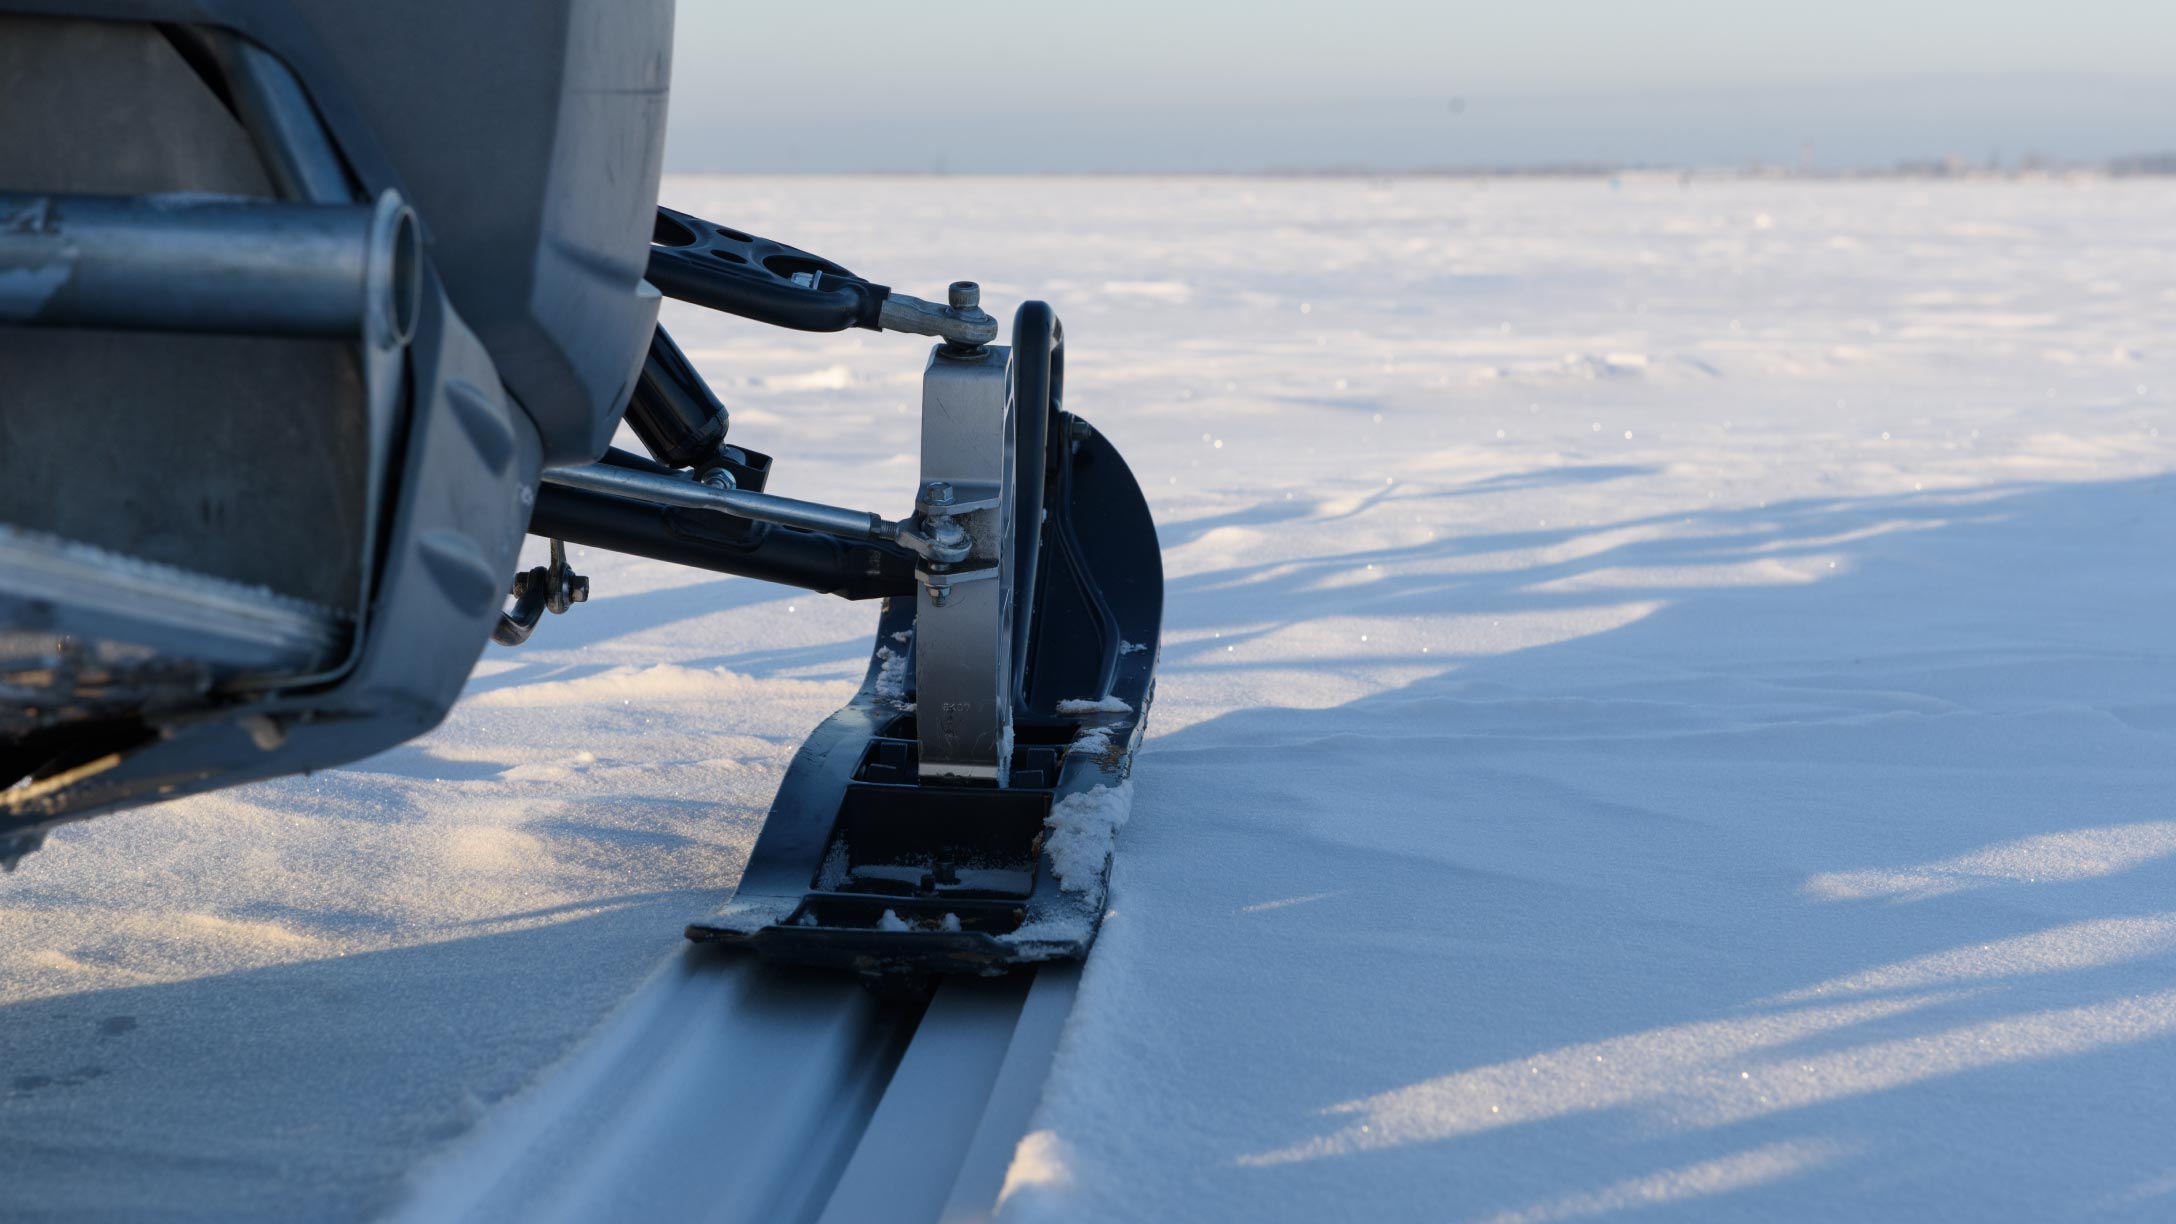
[623,325,728,470]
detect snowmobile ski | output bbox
[686,301,1162,977]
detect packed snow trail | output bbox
[382,950,1076,1224]
[0,176,2171,1221]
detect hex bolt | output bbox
[948,281,980,312]
[699,466,737,491]
[924,480,955,507]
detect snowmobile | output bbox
[0,4,1160,978]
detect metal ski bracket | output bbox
[912,342,1015,786]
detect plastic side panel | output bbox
[327,276,540,727]
[0,276,539,843]
[534,0,672,460]
[0,12,273,195]
[283,0,669,464]
[6,0,672,464]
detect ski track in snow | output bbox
[2,175,2175,1221]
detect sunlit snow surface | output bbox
[5,175,2176,1221]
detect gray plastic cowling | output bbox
[0,271,540,850]
[7,0,672,464]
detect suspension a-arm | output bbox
[529,482,914,601]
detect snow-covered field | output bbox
[4,175,2175,1221]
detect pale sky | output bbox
[665,1,2176,171]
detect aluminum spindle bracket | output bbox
[913,343,1016,785]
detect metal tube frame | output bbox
[530,484,915,602]
[539,462,897,543]
[0,191,416,342]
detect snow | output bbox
[1068,725,1116,756]
[1039,783,1135,896]
[1054,696,1132,715]
[1,174,2173,1220]
[990,175,2176,1223]
[873,642,910,702]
